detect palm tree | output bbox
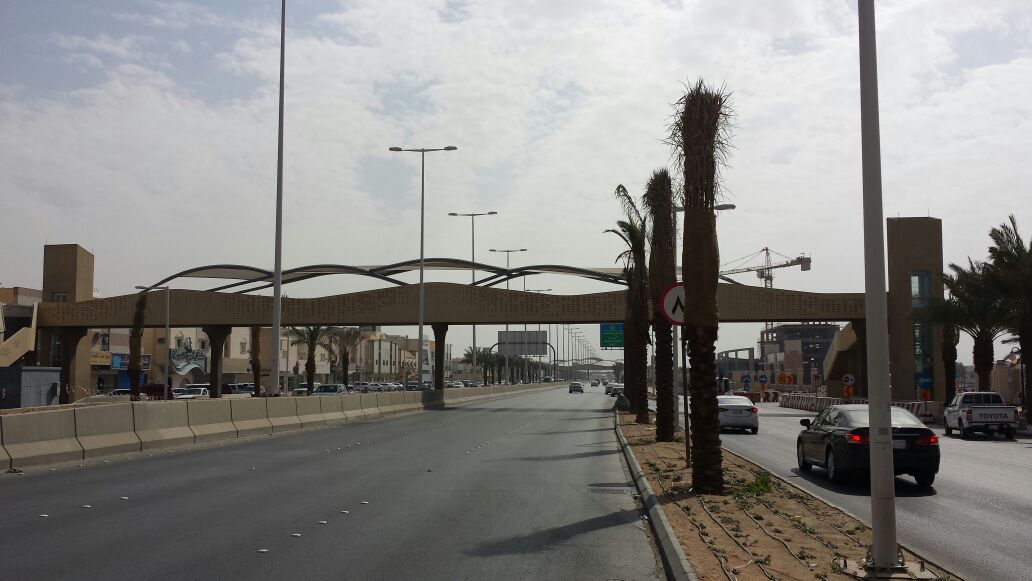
[988,215,1032,418]
[249,326,263,395]
[322,327,362,387]
[941,260,1009,391]
[669,79,732,493]
[286,326,331,394]
[128,292,147,401]
[643,168,677,441]
[606,184,651,424]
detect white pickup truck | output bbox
[944,391,1019,440]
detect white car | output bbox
[717,395,759,434]
[174,385,210,400]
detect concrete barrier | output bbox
[389,391,412,413]
[132,402,195,451]
[423,390,445,409]
[1,408,83,467]
[359,394,381,419]
[0,426,9,469]
[296,397,326,427]
[375,392,399,415]
[75,403,141,458]
[231,398,273,437]
[400,391,421,412]
[319,395,347,425]
[187,399,237,443]
[342,394,367,421]
[266,398,301,432]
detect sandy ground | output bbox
[619,411,958,581]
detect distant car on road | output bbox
[591,379,600,387]
[605,383,613,395]
[717,395,759,434]
[312,384,347,396]
[609,383,625,398]
[174,385,210,400]
[944,391,1018,440]
[569,382,584,393]
[797,404,940,487]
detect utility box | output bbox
[0,366,61,409]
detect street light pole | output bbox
[528,288,552,382]
[490,248,527,384]
[390,145,458,389]
[271,0,287,395]
[135,285,170,399]
[857,0,899,573]
[448,211,497,381]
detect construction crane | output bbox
[720,247,811,289]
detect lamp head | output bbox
[448,212,458,216]
[388,147,402,152]
[487,211,498,215]
[444,146,458,151]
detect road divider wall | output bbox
[319,395,346,425]
[75,402,141,458]
[266,398,301,432]
[779,393,940,422]
[341,394,367,421]
[0,422,10,469]
[1,408,83,467]
[133,402,195,451]
[359,394,381,419]
[231,398,272,437]
[375,392,399,415]
[295,397,326,427]
[187,399,237,443]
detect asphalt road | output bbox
[0,388,661,581]
[676,400,1032,581]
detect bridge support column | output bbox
[851,319,868,398]
[55,327,89,404]
[202,325,231,398]
[432,323,448,390]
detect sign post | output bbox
[741,374,751,392]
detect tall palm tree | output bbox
[606,184,651,424]
[941,260,1009,391]
[128,292,148,401]
[322,327,362,387]
[287,326,331,394]
[643,168,677,441]
[669,79,732,493]
[988,215,1032,418]
[249,326,263,395]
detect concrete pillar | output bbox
[202,325,231,398]
[852,319,868,398]
[56,327,89,403]
[432,323,448,390]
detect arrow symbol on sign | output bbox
[672,296,685,316]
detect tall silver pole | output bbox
[417,151,426,388]
[504,252,510,384]
[471,215,477,378]
[164,287,170,400]
[523,276,528,383]
[858,0,898,571]
[271,0,286,395]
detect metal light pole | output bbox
[490,248,527,384]
[136,285,170,399]
[271,0,287,395]
[449,211,497,380]
[390,145,459,388]
[528,288,552,382]
[857,0,899,573]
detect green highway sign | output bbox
[600,323,624,349]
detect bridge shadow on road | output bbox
[463,508,641,556]
[788,468,938,498]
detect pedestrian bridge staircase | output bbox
[0,304,37,367]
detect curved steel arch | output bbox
[475,265,627,288]
[146,264,273,291]
[368,257,507,278]
[213,264,409,294]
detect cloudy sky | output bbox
[2,0,1031,367]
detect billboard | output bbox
[600,323,624,349]
[498,330,548,356]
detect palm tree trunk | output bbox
[942,323,958,405]
[973,335,994,392]
[128,293,147,400]
[1020,335,1031,423]
[343,351,351,387]
[687,324,722,492]
[654,318,675,441]
[306,355,316,394]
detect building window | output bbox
[911,271,932,309]
[240,340,248,355]
[176,337,184,349]
[913,321,933,386]
[52,292,68,303]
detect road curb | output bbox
[614,411,698,581]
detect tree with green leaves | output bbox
[988,215,1031,416]
[322,327,362,387]
[287,326,331,394]
[249,326,263,395]
[939,260,1010,391]
[643,168,677,441]
[606,184,651,424]
[669,79,732,493]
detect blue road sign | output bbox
[741,375,751,384]
[758,374,768,384]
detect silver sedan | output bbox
[717,395,759,434]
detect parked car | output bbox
[174,385,210,400]
[312,384,347,396]
[796,404,940,487]
[569,382,584,393]
[604,382,614,395]
[944,391,1018,440]
[717,395,759,434]
[590,379,599,387]
[609,383,625,397]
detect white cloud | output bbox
[3,0,1031,363]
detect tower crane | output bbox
[720,247,811,289]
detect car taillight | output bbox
[844,432,869,444]
[718,407,727,412]
[750,407,758,414]
[916,434,939,446]
[965,408,972,420]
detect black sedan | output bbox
[796,404,940,487]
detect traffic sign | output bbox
[741,375,751,384]
[842,373,855,386]
[659,282,686,325]
[758,374,768,384]
[599,323,624,348]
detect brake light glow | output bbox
[751,407,758,414]
[844,432,869,444]
[965,408,972,421]
[916,434,939,446]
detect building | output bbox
[759,323,839,387]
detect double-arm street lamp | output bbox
[490,247,527,383]
[134,285,171,400]
[390,145,458,387]
[449,211,498,378]
[527,288,552,381]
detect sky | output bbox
[2,0,1031,367]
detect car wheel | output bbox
[944,421,952,436]
[959,420,971,440]
[826,448,843,483]
[914,472,935,488]
[749,427,759,434]
[1003,426,1015,441]
[796,442,811,473]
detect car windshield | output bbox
[842,407,925,427]
[184,388,205,395]
[315,386,336,392]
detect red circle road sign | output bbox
[659,282,686,325]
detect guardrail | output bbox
[0,383,557,469]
